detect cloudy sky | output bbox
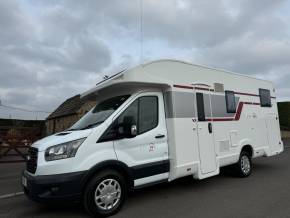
[1,0,290,120]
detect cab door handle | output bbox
[155,134,165,139]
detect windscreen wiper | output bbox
[67,128,78,131]
[80,121,104,130]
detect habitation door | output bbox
[195,91,217,174]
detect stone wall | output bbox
[45,101,96,135]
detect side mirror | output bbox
[119,116,137,138]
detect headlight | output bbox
[45,138,86,161]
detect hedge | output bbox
[278,102,290,129]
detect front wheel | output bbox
[83,170,127,217]
[234,151,252,177]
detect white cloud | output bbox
[0,0,290,120]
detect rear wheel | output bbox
[83,170,127,217]
[234,151,252,177]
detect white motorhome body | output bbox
[23,60,283,217]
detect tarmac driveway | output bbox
[0,139,289,218]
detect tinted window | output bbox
[117,99,138,130]
[225,91,236,113]
[98,100,138,142]
[70,95,130,130]
[196,93,205,121]
[98,96,158,142]
[138,96,158,134]
[259,89,271,107]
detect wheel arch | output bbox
[81,160,134,192]
[240,144,254,157]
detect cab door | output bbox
[112,92,169,186]
[195,92,217,174]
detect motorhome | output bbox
[22,60,283,217]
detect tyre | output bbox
[234,151,252,177]
[83,170,127,217]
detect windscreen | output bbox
[69,95,130,130]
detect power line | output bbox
[0,104,51,114]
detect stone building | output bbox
[46,94,96,135]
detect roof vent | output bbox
[214,83,224,93]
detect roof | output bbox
[143,59,271,83]
[46,94,85,120]
[81,59,273,99]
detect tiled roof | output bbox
[46,95,84,120]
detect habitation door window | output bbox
[196,93,205,121]
[225,91,236,113]
[259,89,271,107]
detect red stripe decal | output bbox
[234,102,260,121]
[173,84,193,89]
[205,101,259,122]
[234,91,259,97]
[235,91,276,99]
[234,102,244,120]
[192,101,261,122]
[193,83,211,87]
[173,86,276,99]
[194,87,214,91]
[173,84,215,91]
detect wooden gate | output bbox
[0,129,37,163]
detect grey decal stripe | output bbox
[131,160,170,180]
[164,91,239,119]
[164,91,195,118]
[211,95,239,117]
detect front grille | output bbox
[26,147,38,174]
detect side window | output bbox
[117,100,138,127]
[98,100,138,142]
[138,96,158,134]
[98,96,158,142]
[259,89,271,107]
[196,93,205,121]
[225,91,236,113]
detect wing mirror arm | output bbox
[130,125,137,137]
[118,116,138,138]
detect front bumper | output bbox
[22,170,86,202]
